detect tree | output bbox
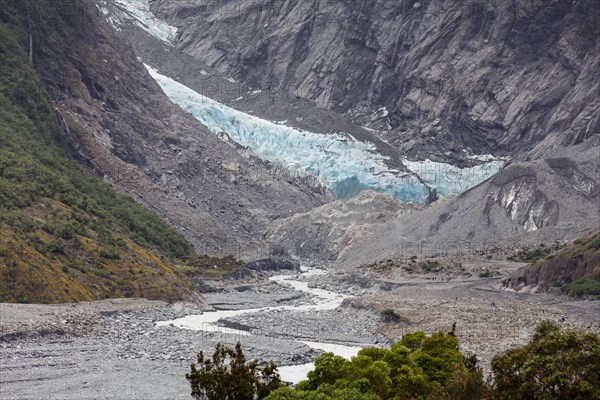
[491,321,600,399]
[187,342,283,400]
[272,328,483,400]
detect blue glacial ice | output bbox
[98,0,178,44]
[146,66,505,204]
[403,159,505,198]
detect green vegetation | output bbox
[364,258,450,275]
[507,230,600,298]
[182,255,245,278]
[507,242,564,263]
[187,342,282,400]
[564,276,600,297]
[0,0,198,303]
[491,321,600,399]
[267,329,486,400]
[380,308,407,324]
[189,324,599,400]
[419,260,441,273]
[574,232,600,250]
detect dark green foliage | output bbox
[0,3,193,260]
[187,342,283,400]
[563,276,600,297]
[428,368,490,400]
[491,321,600,399]
[267,328,485,400]
[266,385,380,399]
[587,235,600,250]
[420,260,441,272]
[45,240,65,254]
[510,242,564,263]
[380,308,406,323]
[259,323,600,400]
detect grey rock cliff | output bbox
[335,138,600,268]
[100,0,599,263]
[36,2,327,256]
[153,0,599,161]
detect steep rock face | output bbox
[335,138,600,268]
[32,1,326,256]
[501,230,600,294]
[97,0,599,264]
[153,0,599,159]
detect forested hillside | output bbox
[0,0,199,303]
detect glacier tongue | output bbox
[146,66,505,204]
[403,159,505,198]
[146,66,431,204]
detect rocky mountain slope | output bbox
[18,0,327,257]
[100,0,599,264]
[153,0,599,161]
[336,141,600,268]
[501,229,600,296]
[265,191,420,263]
[0,1,202,303]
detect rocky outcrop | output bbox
[96,0,599,265]
[266,191,419,262]
[153,0,599,161]
[501,229,600,294]
[33,1,326,256]
[335,139,600,268]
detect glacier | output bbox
[403,159,505,198]
[146,66,505,204]
[98,0,178,44]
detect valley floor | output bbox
[1,267,599,399]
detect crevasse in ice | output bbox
[403,159,505,198]
[146,66,505,204]
[146,66,431,204]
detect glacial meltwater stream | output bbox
[157,268,364,384]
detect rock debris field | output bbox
[1,267,599,399]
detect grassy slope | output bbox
[0,0,201,303]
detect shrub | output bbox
[98,246,120,260]
[266,327,487,400]
[563,276,600,297]
[380,308,405,323]
[187,342,282,400]
[46,240,64,254]
[421,260,441,272]
[479,270,492,278]
[491,321,600,399]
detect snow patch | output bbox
[101,0,178,44]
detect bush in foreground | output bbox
[187,342,282,400]
[265,329,487,400]
[491,321,600,399]
[189,323,600,400]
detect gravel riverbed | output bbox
[1,267,599,399]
